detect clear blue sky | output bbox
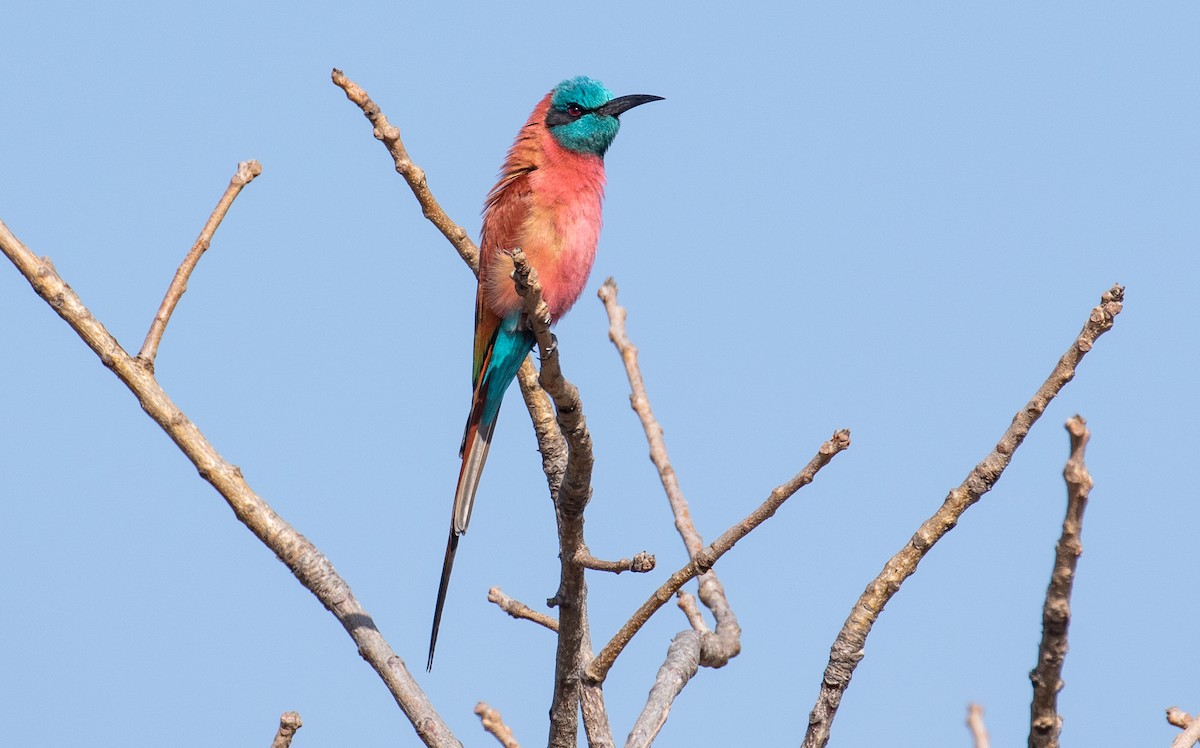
[3,3,1196,746]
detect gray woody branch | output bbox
[803,286,1124,748]
[0,206,459,747]
[587,429,851,685]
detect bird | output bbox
[428,76,662,670]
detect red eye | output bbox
[566,104,583,117]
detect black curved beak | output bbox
[597,94,665,118]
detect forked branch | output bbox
[0,220,460,747]
[587,429,852,684]
[599,279,742,671]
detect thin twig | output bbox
[138,160,262,367]
[803,285,1124,748]
[488,587,559,632]
[0,220,461,748]
[967,704,990,748]
[597,278,700,553]
[331,68,479,272]
[676,592,710,633]
[475,702,521,748]
[599,278,741,669]
[270,711,303,748]
[587,429,851,684]
[1029,415,1094,748]
[574,549,656,574]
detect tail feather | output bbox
[428,531,459,671]
[428,317,533,670]
[428,393,497,670]
[454,417,496,534]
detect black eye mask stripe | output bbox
[545,105,594,128]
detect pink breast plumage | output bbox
[481,117,607,321]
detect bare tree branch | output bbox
[489,587,559,632]
[626,630,701,748]
[0,220,461,748]
[574,548,656,574]
[138,160,262,367]
[7,66,1136,748]
[270,711,303,748]
[1029,414,1094,748]
[587,429,852,684]
[803,285,1125,748]
[966,704,990,748]
[475,702,522,748]
[597,279,698,553]
[331,68,479,271]
[599,278,742,671]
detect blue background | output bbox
[2,3,1196,746]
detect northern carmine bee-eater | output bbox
[428,76,662,670]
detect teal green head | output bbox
[544,76,663,158]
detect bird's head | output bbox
[544,76,663,158]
